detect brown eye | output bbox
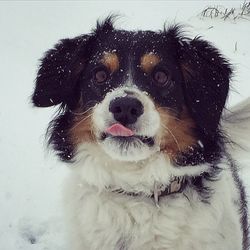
[153,70,169,86]
[94,70,108,84]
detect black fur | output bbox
[46,106,76,161]
[33,35,88,107]
[180,36,232,138]
[228,155,250,250]
[32,17,248,249]
[32,18,232,165]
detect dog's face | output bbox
[32,17,232,165]
[84,29,189,161]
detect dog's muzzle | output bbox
[93,87,161,161]
[104,96,154,147]
[109,96,144,126]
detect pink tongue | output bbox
[106,123,134,137]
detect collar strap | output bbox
[110,176,187,207]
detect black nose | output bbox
[109,97,144,125]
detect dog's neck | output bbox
[106,175,187,207]
[75,143,211,196]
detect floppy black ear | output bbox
[32,35,91,107]
[179,37,232,138]
[32,16,116,108]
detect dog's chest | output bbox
[77,191,190,249]
[69,186,242,250]
[66,157,243,250]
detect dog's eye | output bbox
[153,70,170,86]
[94,69,109,84]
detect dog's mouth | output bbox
[100,123,155,147]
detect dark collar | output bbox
[110,176,187,207]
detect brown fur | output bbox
[157,106,197,160]
[69,109,95,146]
[101,52,119,73]
[140,53,161,73]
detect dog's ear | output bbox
[32,35,91,107]
[32,16,116,108]
[177,34,232,138]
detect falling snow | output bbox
[1,1,250,250]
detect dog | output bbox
[32,17,249,250]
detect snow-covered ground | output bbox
[0,1,250,249]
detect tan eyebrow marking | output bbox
[100,52,119,73]
[140,53,161,73]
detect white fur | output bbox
[63,145,243,250]
[62,98,250,250]
[92,86,161,161]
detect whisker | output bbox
[69,106,94,116]
[165,114,182,122]
[162,106,177,112]
[158,106,179,115]
[72,113,93,130]
[90,126,96,139]
[158,107,182,122]
[161,123,181,152]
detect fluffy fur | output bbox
[32,17,249,250]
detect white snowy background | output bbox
[0,1,250,249]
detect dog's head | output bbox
[32,17,232,165]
